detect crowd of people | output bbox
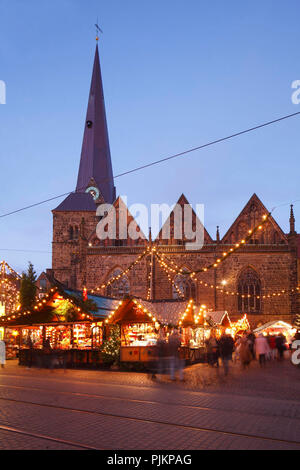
[206,329,299,376]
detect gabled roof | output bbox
[156,194,213,244]
[109,297,191,326]
[76,45,116,204]
[221,193,287,244]
[207,311,231,327]
[53,192,96,212]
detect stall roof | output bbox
[207,311,231,327]
[64,290,120,319]
[254,320,293,333]
[108,298,191,326]
[137,299,191,325]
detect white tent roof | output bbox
[254,320,293,333]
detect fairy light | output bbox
[157,213,271,276]
[91,248,150,293]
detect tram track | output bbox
[0,392,299,448]
[0,423,100,450]
[0,378,299,423]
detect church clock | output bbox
[85,186,100,201]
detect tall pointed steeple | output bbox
[76,44,116,204]
[290,204,296,234]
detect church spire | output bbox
[76,44,116,204]
[290,204,296,234]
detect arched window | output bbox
[69,226,74,240]
[238,268,261,313]
[172,273,196,301]
[106,269,130,299]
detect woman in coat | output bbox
[255,334,270,367]
[239,335,252,369]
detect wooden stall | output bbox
[2,287,119,368]
[107,297,192,364]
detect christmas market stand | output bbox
[254,320,296,345]
[178,302,211,363]
[205,311,232,337]
[106,297,213,365]
[2,287,119,367]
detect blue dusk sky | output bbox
[0,0,300,274]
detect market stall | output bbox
[178,302,211,363]
[106,297,192,363]
[254,320,296,345]
[206,311,232,337]
[2,287,119,367]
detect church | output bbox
[49,43,300,328]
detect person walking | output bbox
[275,333,286,361]
[247,331,256,360]
[0,339,6,369]
[268,335,277,360]
[255,334,270,367]
[153,330,167,380]
[239,334,252,370]
[218,331,235,376]
[168,329,184,382]
[206,331,219,368]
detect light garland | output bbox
[105,298,162,326]
[157,213,271,276]
[90,248,150,294]
[155,238,300,301]
[178,300,208,327]
[1,287,94,323]
[155,254,185,299]
[0,261,20,315]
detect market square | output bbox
[1,0,300,454]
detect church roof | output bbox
[76,44,116,204]
[53,192,96,212]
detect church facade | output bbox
[51,44,300,328]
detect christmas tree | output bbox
[20,262,37,311]
[101,326,121,365]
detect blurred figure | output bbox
[218,331,235,376]
[206,330,219,368]
[239,333,252,370]
[275,333,286,361]
[27,335,33,369]
[247,331,256,360]
[168,329,184,382]
[0,339,6,369]
[156,329,168,377]
[255,334,270,367]
[268,335,277,360]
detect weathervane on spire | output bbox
[95,20,103,42]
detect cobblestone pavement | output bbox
[0,358,299,450]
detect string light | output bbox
[157,213,271,276]
[1,287,95,323]
[90,248,150,294]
